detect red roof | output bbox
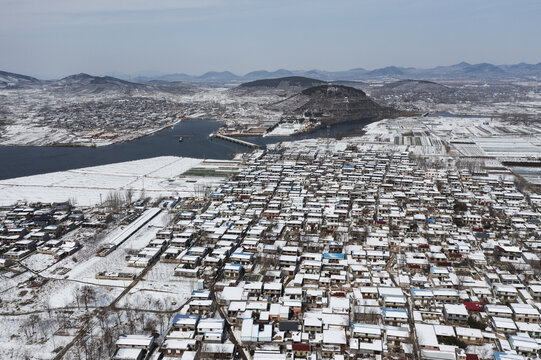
[463,301,484,311]
[466,354,479,360]
[292,343,310,351]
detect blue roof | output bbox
[430,266,446,273]
[231,252,253,257]
[191,290,210,296]
[494,352,525,360]
[509,335,537,346]
[172,314,200,324]
[323,253,345,259]
[225,263,243,268]
[174,314,199,319]
[382,307,408,316]
[411,288,433,296]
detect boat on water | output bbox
[178,137,183,142]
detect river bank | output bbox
[0,117,378,180]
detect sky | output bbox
[1,0,540,79]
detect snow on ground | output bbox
[0,315,74,359]
[264,122,302,136]
[123,213,173,250]
[116,262,195,311]
[46,280,122,309]
[0,270,34,303]
[278,137,349,153]
[20,253,57,273]
[103,208,162,248]
[0,270,122,313]
[0,156,226,206]
[361,114,541,160]
[0,122,179,147]
[0,124,73,146]
[466,344,495,359]
[42,211,170,286]
[476,136,541,158]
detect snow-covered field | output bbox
[361,114,541,160]
[475,137,541,158]
[0,156,228,206]
[0,122,179,147]
[0,124,74,146]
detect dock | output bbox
[211,132,260,149]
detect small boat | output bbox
[178,137,183,142]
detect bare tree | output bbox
[73,287,82,309]
[104,191,123,213]
[124,188,134,205]
[79,285,96,310]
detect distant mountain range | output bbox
[1,61,541,89]
[0,71,195,94]
[125,62,541,83]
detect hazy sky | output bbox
[1,0,540,79]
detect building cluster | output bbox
[0,199,147,268]
[108,143,541,360]
[52,97,184,142]
[2,95,194,145]
[0,203,86,265]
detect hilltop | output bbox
[0,70,41,89]
[51,73,148,94]
[270,84,398,126]
[369,79,458,103]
